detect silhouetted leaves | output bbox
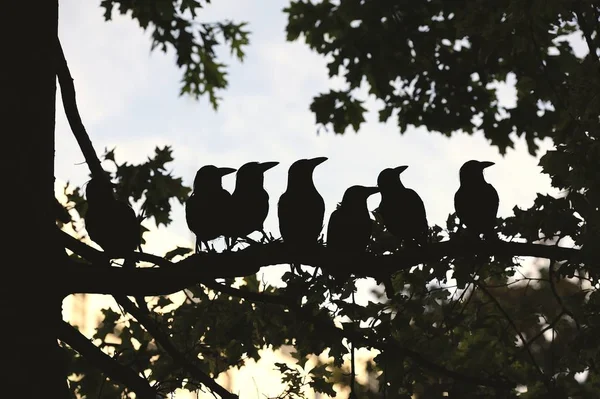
[55,1,600,398]
[100,0,249,108]
[284,0,599,156]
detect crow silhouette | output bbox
[85,178,141,258]
[228,161,279,243]
[186,165,236,252]
[327,185,379,252]
[454,160,499,239]
[327,185,379,286]
[85,177,146,310]
[278,157,328,249]
[377,165,428,247]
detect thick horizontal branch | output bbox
[57,321,156,399]
[201,280,511,390]
[61,233,580,296]
[114,296,237,399]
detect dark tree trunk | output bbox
[3,1,69,397]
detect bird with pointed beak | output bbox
[377,165,429,247]
[454,160,499,239]
[228,161,279,243]
[278,157,328,249]
[186,165,236,252]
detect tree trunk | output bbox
[3,1,69,397]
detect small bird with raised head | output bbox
[377,165,428,247]
[228,161,279,243]
[454,160,499,239]
[278,157,328,249]
[186,165,236,252]
[327,185,379,286]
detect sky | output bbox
[55,1,583,397]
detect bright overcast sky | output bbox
[56,1,581,396]
[56,0,561,255]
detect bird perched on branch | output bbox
[377,165,429,248]
[327,185,379,287]
[85,177,146,310]
[186,165,236,252]
[228,161,279,243]
[85,177,141,258]
[278,157,328,250]
[454,160,499,239]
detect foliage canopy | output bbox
[52,1,600,398]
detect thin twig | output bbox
[55,37,108,182]
[114,296,238,399]
[57,321,157,399]
[476,281,551,391]
[574,3,600,64]
[202,280,511,390]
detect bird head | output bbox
[287,157,328,187]
[377,165,408,190]
[193,165,236,190]
[340,185,380,207]
[235,161,279,189]
[459,160,494,184]
[85,178,115,204]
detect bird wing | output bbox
[85,200,140,256]
[114,200,142,250]
[185,193,200,234]
[278,190,324,244]
[454,186,472,226]
[326,208,343,249]
[483,182,499,223]
[454,183,498,234]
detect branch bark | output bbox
[114,296,238,399]
[57,321,157,399]
[60,233,581,296]
[200,280,512,391]
[55,36,108,181]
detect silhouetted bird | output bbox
[186,165,236,251]
[228,161,279,243]
[327,185,379,252]
[327,185,379,287]
[278,157,328,249]
[85,177,146,311]
[85,178,141,258]
[454,160,499,238]
[377,166,428,247]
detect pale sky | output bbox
[56,1,582,397]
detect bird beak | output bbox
[363,186,380,196]
[307,157,328,168]
[394,165,409,174]
[218,167,237,176]
[259,161,279,172]
[479,161,495,169]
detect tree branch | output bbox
[476,281,551,391]
[57,321,157,399]
[61,234,581,296]
[200,280,512,391]
[55,36,107,181]
[114,296,237,399]
[574,3,600,64]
